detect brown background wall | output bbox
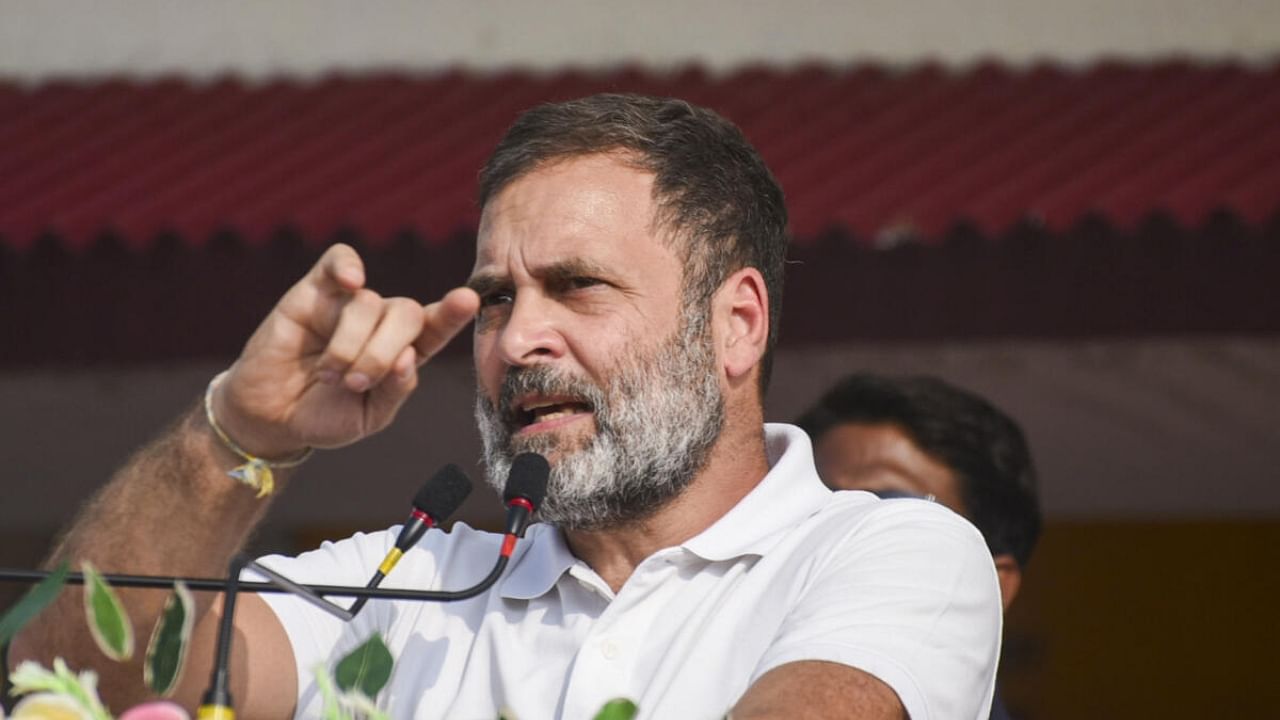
[1004,521,1280,718]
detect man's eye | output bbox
[479,290,514,308]
[566,276,602,290]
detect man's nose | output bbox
[497,293,566,367]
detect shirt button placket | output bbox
[601,638,620,660]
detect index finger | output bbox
[307,243,366,295]
[276,243,368,326]
[413,287,481,364]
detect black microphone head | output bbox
[414,463,473,522]
[502,452,550,510]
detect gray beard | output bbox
[473,312,725,531]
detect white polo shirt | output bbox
[255,424,1000,719]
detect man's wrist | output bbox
[204,372,311,498]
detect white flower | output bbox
[10,692,96,720]
[8,659,111,720]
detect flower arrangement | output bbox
[0,563,638,720]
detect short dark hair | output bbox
[795,373,1042,567]
[478,93,788,390]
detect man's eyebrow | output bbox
[540,258,612,284]
[466,258,614,295]
[465,273,507,297]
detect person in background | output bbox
[796,372,1042,720]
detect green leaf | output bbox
[81,561,134,661]
[593,698,639,720]
[333,633,393,698]
[144,581,195,696]
[0,561,69,646]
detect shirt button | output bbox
[601,640,620,660]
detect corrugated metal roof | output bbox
[2,62,1277,252]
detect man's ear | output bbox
[993,553,1023,612]
[714,267,769,383]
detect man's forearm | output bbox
[7,244,464,712]
[50,401,279,578]
[9,400,285,705]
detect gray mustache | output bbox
[497,366,604,425]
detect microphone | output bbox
[349,464,472,616]
[258,453,549,613]
[223,453,550,641]
[502,452,551,542]
[378,464,473,577]
[201,456,546,716]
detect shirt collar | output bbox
[682,423,833,562]
[499,522,578,600]
[497,423,831,598]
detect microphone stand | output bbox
[198,555,244,720]
[2,451,550,718]
[0,537,518,718]
[0,556,510,606]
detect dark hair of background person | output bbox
[477,93,789,391]
[795,373,1042,567]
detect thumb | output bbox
[413,287,480,364]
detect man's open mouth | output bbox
[514,397,594,431]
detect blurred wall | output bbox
[4,338,1279,536]
[1,0,1278,81]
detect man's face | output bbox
[468,153,726,529]
[812,422,966,514]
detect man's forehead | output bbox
[470,156,675,276]
[483,153,662,222]
[469,224,624,278]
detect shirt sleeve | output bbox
[244,523,503,718]
[754,499,1002,720]
[245,528,400,713]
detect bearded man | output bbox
[12,94,1001,719]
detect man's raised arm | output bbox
[8,244,478,714]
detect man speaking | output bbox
[12,94,1000,718]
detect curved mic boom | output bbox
[351,463,473,617]
[0,458,549,719]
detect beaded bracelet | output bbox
[203,372,312,497]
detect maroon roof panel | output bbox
[1,61,1279,253]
